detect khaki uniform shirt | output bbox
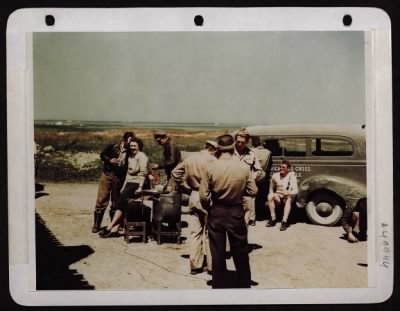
[200,153,258,208]
[234,147,263,180]
[252,146,271,171]
[171,150,215,191]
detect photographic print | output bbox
[7,8,393,305]
[33,30,367,289]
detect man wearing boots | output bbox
[91,131,135,233]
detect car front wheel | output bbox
[305,193,344,226]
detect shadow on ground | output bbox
[206,270,259,288]
[35,192,95,290]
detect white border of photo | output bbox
[7,8,393,305]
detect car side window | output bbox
[312,138,354,156]
[282,138,307,156]
[264,138,306,157]
[263,139,282,156]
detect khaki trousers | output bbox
[188,191,212,271]
[189,211,212,270]
[243,196,255,224]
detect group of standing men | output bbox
[171,128,299,288]
[91,128,299,289]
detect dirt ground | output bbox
[35,182,368,290]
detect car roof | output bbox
[244,124,365,140]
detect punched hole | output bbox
[194,15,204,26]
[45,15,55,27]
[343,14,352,26]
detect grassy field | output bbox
[34,124,233,182]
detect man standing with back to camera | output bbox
[200,134,257,288]
[91,131,135,233]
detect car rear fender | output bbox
[297,175,366,209]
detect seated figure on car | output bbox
[266,160,298,231]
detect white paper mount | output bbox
[7,8,392,306]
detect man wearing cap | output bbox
[200,134,257,288]
[172,140,218,274]
[91,131,135,233]
[151,130,182,189]
[234,128,263,226]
